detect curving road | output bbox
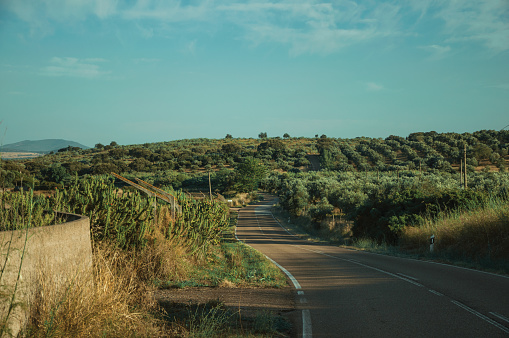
[235,197,509,337]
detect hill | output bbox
[1,139,90,153]
[1,129,508,191]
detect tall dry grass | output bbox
[21,204,227,337]
[22,209,197,337]
[400,199,509,267]
[24,243,167,337]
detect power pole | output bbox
[208,171,213,201]
[464,144,468,189]
[460,159,463,187]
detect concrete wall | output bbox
[0,212,93,336]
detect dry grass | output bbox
[21,215,193,337]
[19,207,240,337]
[272,205,353,245]
[24,243,168,337]
[228,192,261,207]
[400,201,509,264]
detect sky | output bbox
[0,0,508,148]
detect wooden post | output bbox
[153,198,157,224]
[208,171,212,201]
[460,159,463,187]
[464,144,468,189]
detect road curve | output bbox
[235,197,509,337]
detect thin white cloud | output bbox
[366,82,384,92]
[3,0,508,54]
[434,0,509,52]
[40,57,111,79]
[219,2,401,55]
[6,91,25,96]
[135,23,154,38]
[122,1,209,22]
[182,40,197,55]
[490,83,509,90]
[419,44,451,59]
[133,58,160,64]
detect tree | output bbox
[109,148,128,159]
[95,143,104,149]
[234,157,267,193]
[283,133,290,139]
[110,141,118,147]
[258,132,268,139]
[279,179,309,216]
[257,139,287,161]
[473,144,492,161]
[222,143,242,155]
[42,164,69,184]
[129,158,152,172]
[225,134,233,139]
[309,197,334,224]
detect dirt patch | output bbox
[154,286,297,336]
[0,152,43,159]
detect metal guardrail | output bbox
[110,172,181,219]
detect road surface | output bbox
[235,197,509,337]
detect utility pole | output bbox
[208,171,213,201]
[464,144,468,189]
[460,159,463,187]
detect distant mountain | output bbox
[1,139,90,153]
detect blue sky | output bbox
[1,1,508,147]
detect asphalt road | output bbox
[235,197,509,337]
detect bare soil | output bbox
[154,286,297,336]
[0,152,43,159]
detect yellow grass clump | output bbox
[400,201,509,262]
[24,243,168,337]
[21,204,217,337]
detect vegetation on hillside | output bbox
[1,130,507,193]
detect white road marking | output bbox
[255,201,509,336]
[302,309,312,338]
[397,273,419,281]
[452,301,509,334]
[428,289,444,297]
[490,312,509,324]
[252,206,312,337]
[268,202,509,281]
[262,254,302,290]
[296,245,425,288]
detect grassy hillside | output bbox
[1,130,508,192]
